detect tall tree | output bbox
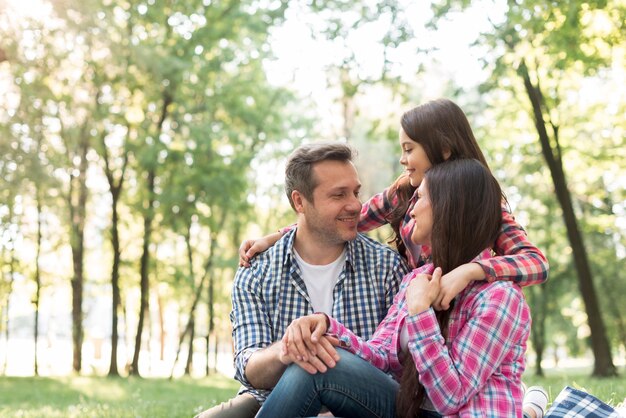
[431,0,624,376]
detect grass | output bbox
[0,373,240,418]
[523,367,626,410]
[0,368,624,417]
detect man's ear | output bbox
[291,190,306,213]
[443,149,452,161]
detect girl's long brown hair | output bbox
[389,99,490,258]
[395,159,503,418]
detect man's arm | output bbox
[231,264,280,390]
[244,342,289,389]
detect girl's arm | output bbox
[239,230,286,267]
[408,283,530,415]
[436,207,548,310]
[357,187,397,232]
[475,207,549,286]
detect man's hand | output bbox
[280,334,339,374]
[280,314,340,374]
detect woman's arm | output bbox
[407,283,530,415]
[327,268,425,375]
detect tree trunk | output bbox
[518,60,616,377]
[529,286,546,377]
[69,128,89,374]
[169,212,226,379]
[1,205,18,374]
[205,334,210,376]
[131,91,172,376]
[169,281,206,379]
[207,271,215,375]
[213,333,219,375]
[108,188,122,376]
[34,191,43,376]
[130,167,155,376]
[101,137,128,377]
[158,293,166,361]
[184,316,195,376]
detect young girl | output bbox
[256,159,531,418]
[239,98,547,309]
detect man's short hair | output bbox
[285,142,355,210]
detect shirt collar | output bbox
[282,228,355,273]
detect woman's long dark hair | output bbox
[389,99,490,258]
[395,159,503,418]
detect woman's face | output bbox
[398,128,432,187]
[410,179,433,245]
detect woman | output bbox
[256,159,531,418]
[240,98,547,309]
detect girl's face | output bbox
[409,179,433,245]
[398,128,432,187]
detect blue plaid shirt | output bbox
[230,229,409,403]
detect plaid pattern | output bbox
[231,229,409,404]
[328,251,531,417]
[545,386,621,418]
[359,186,549,285]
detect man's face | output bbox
[300,160,362,245]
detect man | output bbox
[196,142,409,418]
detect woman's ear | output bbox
[443,149,452,160]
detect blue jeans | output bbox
[256,349,399,418]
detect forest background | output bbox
[0,0,625,387]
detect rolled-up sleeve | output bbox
[230,265,272,387]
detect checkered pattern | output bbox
[328,252,531,417]
[360,186,549,285]
[230,229,409,404]
[545,386,621,418]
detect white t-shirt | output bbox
[293,248,347,315]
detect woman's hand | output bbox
[434,262,485,310]
[238,231,282,267]
[280,314,340,374]
[406,267,442,315]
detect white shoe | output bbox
[523,386,549,418]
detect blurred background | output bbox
[0,0,624,381]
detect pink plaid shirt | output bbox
[359,186,548,285]
[328,255,531,417]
